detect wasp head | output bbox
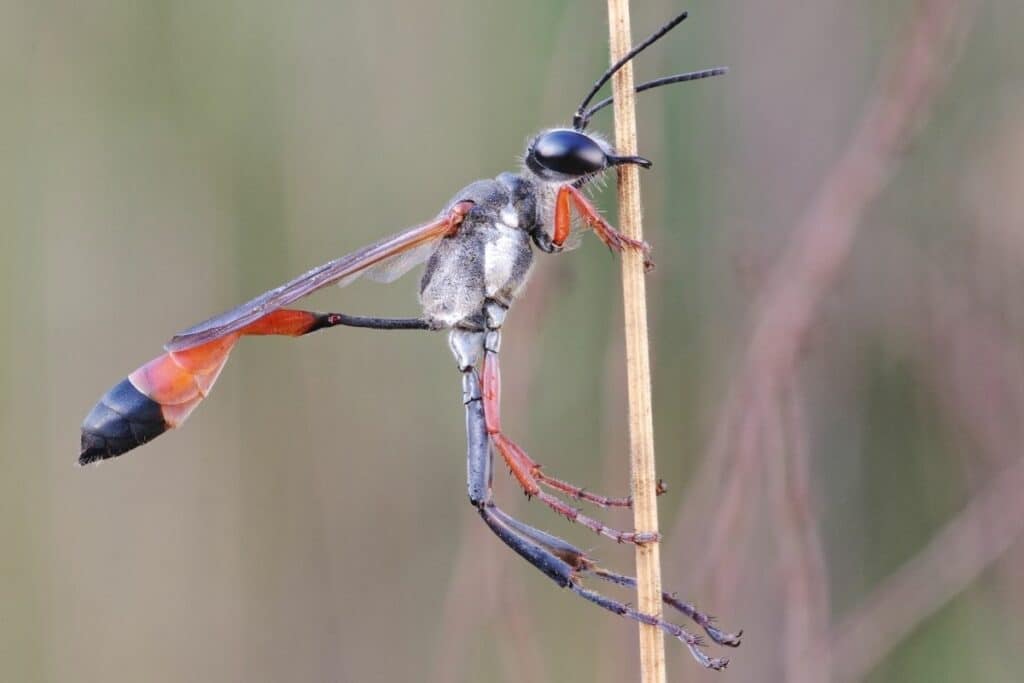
[524,128,651,183]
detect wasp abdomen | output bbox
[80,378,168,464]
[80,338,235,464]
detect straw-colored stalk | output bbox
[605,1,667,681]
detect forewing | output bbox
[165,216,451,352]
[336,240,437,286]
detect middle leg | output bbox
[479,302,657,544]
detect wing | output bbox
[165,214,454,352]
[335,239,438,286]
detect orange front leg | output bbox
[553,185,572,247]
[558,184,654,270]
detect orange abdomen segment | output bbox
[129,334,238,415]
[80,335,240,464]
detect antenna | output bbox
[572,10,690,130]
[578,67,728,126]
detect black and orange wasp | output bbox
[80,10,740,669]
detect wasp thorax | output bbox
[525,129,609,180]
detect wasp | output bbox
[80,10,740,669]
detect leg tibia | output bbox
[478,503,574,587]
[476,501,736,670]
[464,368,491,506]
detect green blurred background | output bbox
[3,1,1023,681]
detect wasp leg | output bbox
[557,184,654,270]
[477,502,732,670]
[478,309,657,544]
[587,567,743,647]
[464,367,492,506]
[451,324,491,507]
[458,332,734,667]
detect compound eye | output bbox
[532,130,606,176]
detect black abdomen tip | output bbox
[79,378,167,465]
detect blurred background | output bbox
[3,0,1022,681]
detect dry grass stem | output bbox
[605,1,666,681]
